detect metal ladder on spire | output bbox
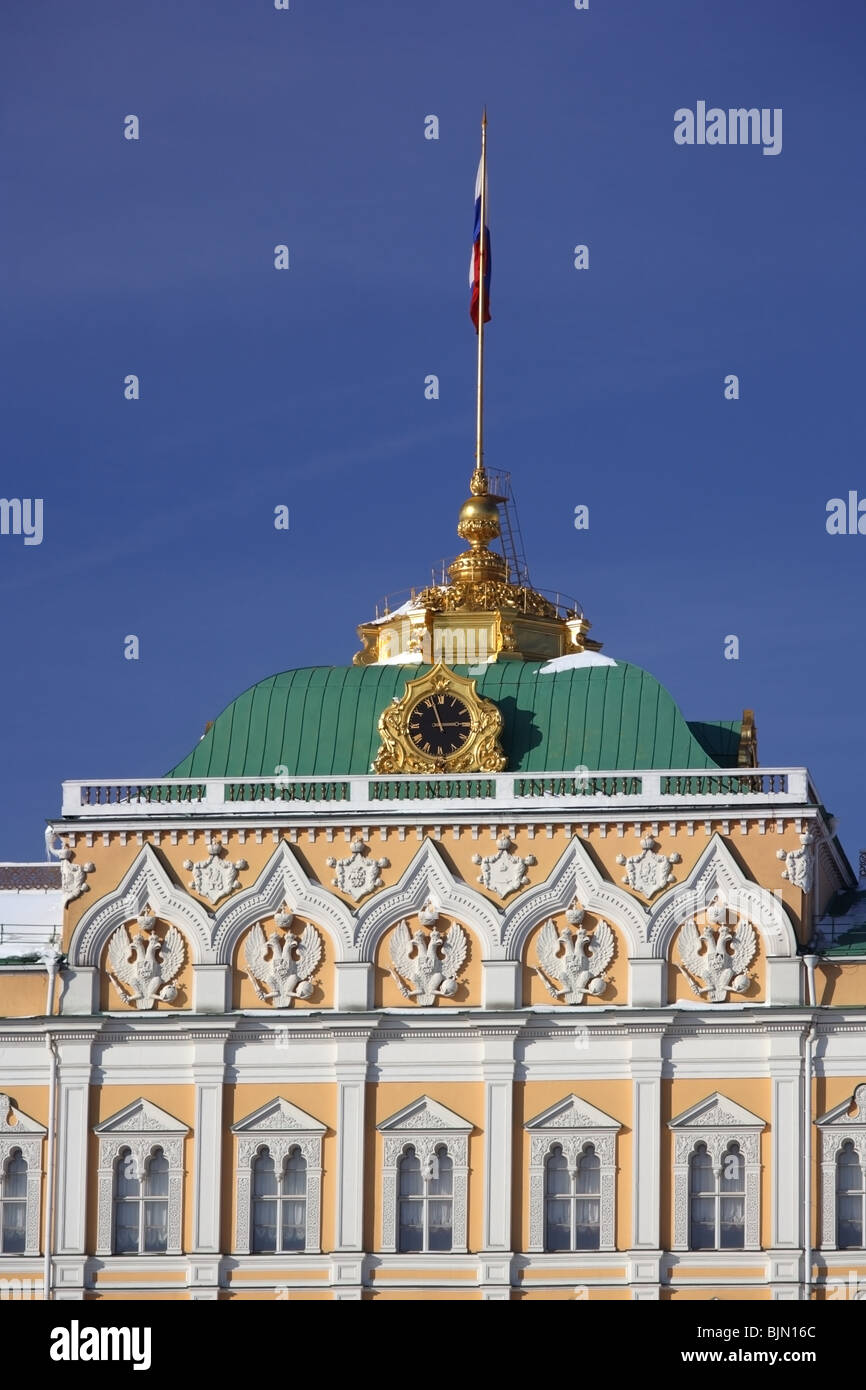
[486,468,531,587]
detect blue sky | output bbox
[2,0,864,866]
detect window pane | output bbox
[428,1199,452,1251]
[576,1151,600,1195]
[720,1196,745,1249]
[689,1196,715,1250]
[114,1202,140,1254]
[838,1194,863,1249]
[4,1154,27,1200]
[545,1200,571,1252]
[253,1152,278,1198]
[143,1152,169,1198]
[546,1149,571,1198]
[281,1199,306,1252]
[1,1202,26,1253]
[689,1148,713,1195]
[720,1146,744,1193]
[116,1153,140,1199]
[398,1199,423,1252]
[837,1145,862,1194]
[399,1151,423,1197]
[143,1200,168,1253]
[283,1152,306,1197]
[253,1200,277,1253]
[429,1152,452,1197]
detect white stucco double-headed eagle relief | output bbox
[676,902,757,1001]
[243,912,323,1006]
[182,840,248,904]
[616,835,681,897]
[107,911,185,1009]
[534,907,615,1003]
[389,919,468,1004]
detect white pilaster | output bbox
[481,1034,516,1254]
[191,1036,229,1255]
[630,1031,665,1250]
[54,1038,93,1257]
[769,1035,804,1250]
[334,1033,368,1254]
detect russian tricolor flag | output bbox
[469,158,491,332]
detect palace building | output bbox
[1,128,864,1299]
[1,458,865,1303]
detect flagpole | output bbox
[473,108,488,495]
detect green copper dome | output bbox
[167,661,742,779]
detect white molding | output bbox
[69,844,213,968]
[501,838,648,961]
[355,839,502,962]
[647,835,798,960]
[212,840,355,962]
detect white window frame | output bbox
[111,1145,172,1255]
[395,1143,456,1254]
[818,1083,866,1251]
[542,1142,603,1253]
[0,1095,45,1258]
[378,1097,471,1255]
[94,1099,187,1257]
[526,1095,620,1254]
[670,1093,763,1253]
[232,1098,324,1256]
[686,1140,747,1252]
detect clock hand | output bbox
[432,704,445,732]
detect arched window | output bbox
[398,1145,453,1253]
[0,1149,27,1254]
[837,1141,865,1249]
[689,1142,745,1251]
[113,1147,169,1254]
[252,1146,308,1254]
[544,1143,600,1252]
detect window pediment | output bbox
[232,1098,326,1135]
[378,1096,472,1134]
[0,1095,46,1136]
[817,1084,866,1129]
[94,1098,188,1136]
[669,1092,765,1131]
[526,1094,621,1133]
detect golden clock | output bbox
[373,662,506,774]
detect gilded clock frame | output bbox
[373,662,506,774]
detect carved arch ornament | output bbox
[377,1098,471,1254]
[525,1096,620,1253]
[69,835,799,994]
[0,1096,46,1257]
[817,1083,866,1251]
[669,1093,764,1252]
[232,1099,325,1255]
[93,1099,188,1257]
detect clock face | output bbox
[407,692,473,758]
